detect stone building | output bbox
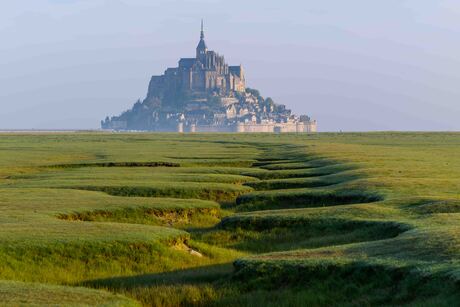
[147,21,245,101]
[101,21,317,133]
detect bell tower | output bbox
[196,19,207,63]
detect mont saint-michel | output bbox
[102,22,317,133]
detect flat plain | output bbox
[0,132,459,306]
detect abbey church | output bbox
[147,21,245,102]
[151,21,245,95]
[102,22,317,133]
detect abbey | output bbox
[150,21,245,97]
[102,22,317,133]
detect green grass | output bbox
[0,280,140,306]
[244,172,361,190]
[0,132,460,305]
[235,188,383,211]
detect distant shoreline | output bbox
[0,129,100,133]
[0,130,458,134]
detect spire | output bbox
[200,19,204,40]
[196,19,207,59]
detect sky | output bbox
[1,0,460,131]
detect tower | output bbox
[196,19,207,63]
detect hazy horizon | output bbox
[1,0,460,132]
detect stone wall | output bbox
[187,121,318,133]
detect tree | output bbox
[245,88,260,98]
[265,97,275,106]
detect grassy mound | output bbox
[242,164,356,180]
[197,221,405,253]
[58,206,220,228]
[245,172,360,190]
[0,280,139,306]
[236,188,383,211]
[231,259,460,306]
[404,198,460,214]
[48,161,180,168]
[258,159,335,170]
[75,183,251,202]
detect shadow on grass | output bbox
[235,189,383,212]
[47,161,180,168]
[70,184,250,202]
[244,173,362,190]
[203,219,409,253]
[81,263,234,290]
